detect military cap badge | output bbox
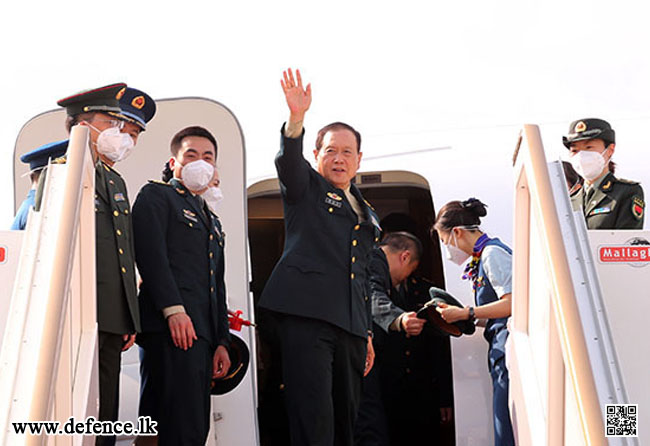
[575,121,587,133]
[116,87,156,130]
[132,96,145,109]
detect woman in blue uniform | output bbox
[432,198,515,446]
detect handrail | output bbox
[513,124,605,445]
[0,125,97,445]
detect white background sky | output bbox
[2,0,650,226]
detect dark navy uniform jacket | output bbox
[132,178,230,348]
[571,172,645,229]
[259,127,380,339]
[367,248,454,410]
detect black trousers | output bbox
[354,365,389,446]
[138,333,214,446]
[279,314,367,446]
[96,331,124,446]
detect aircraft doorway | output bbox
[248,170,455,446]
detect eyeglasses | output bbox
[91,119,125,130]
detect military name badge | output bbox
[589,207,611,216]
[114,192,125,202]
[183,209,198,223]
[325,192,343,208]
[632,196,645,220]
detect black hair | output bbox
[432,198,487,237]
[379,231,423,261]
[562,161,583,189]
[170,126,218,157]
[64,112,97,133]
[315,122,361,153]
[161,160,173,182]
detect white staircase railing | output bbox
[0,125,98,445]
[508,124,636,446]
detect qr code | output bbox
[605,404,637,437]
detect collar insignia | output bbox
[602,180,612,191]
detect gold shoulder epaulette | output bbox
[52,155,68,165]
[148,179,172,186]
[617,177,640,186]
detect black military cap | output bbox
[211,334,250,395]
[416,287,476,337]
[563,118,615,149]
[113,87,156,130]
[20,139,69,171]
[57,82,127,117]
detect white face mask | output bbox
[181,160,215,191]
[202,186,224,213]
[91,125,134,163]
[444,230,471,265]
[569,149,607,181]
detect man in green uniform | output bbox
[564,118,645,229]
[54,83,156,445]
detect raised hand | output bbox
[281,68,312,123]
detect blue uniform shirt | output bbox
[11,189,36,230]
[475,238,512,369]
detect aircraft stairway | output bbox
[508,125,645,445]
[0,126,98,446]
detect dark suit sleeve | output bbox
[368,252,405,333]
[216,225,231,347]
[132,185,184,311]
[274,124,311,204]
[616,185,645,229]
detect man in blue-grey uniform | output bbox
[259,68,380,446]
[11,140,68,230]
[132,126,231,445]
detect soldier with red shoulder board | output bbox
[564,118,645,229]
